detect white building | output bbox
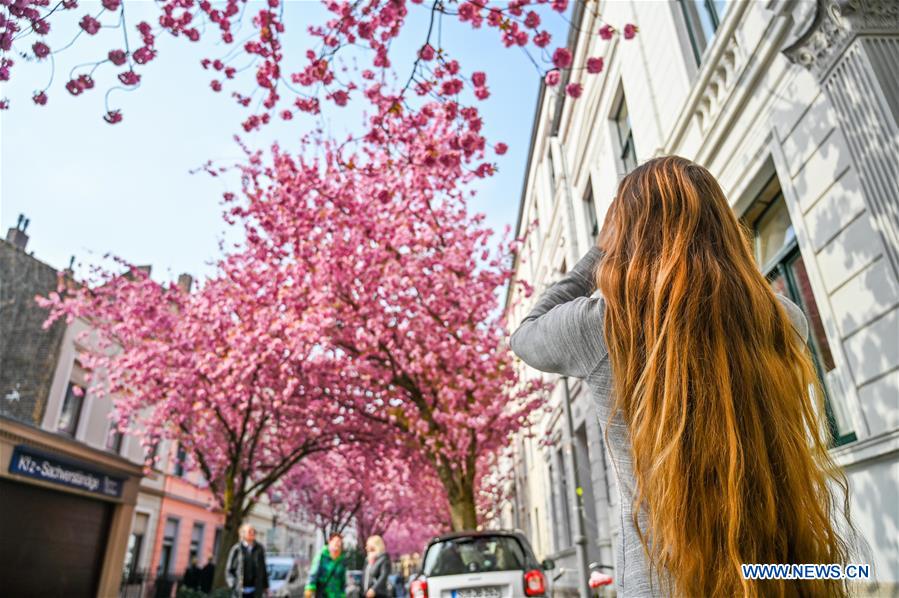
[504,0,898,594]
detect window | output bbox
[584,183,599,241]
[189,522,205,564]
[123,513,148,582]
[106,427,124,454]
[748,179,856,446]
[57,382,84,437]
[556,449,572,549]
[575,425,599,540]
[614,97,637,174]
[423,535,527,576]
[174,444,187,477]
[679,0,729,64]
[547,152,557,193]
[212,527,224,561]
[547,462,559,551]
[158,518,180,577]
[145,442,159,467]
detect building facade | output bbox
[1,225,319,597]
[504,0,899,594]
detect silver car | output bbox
[267,555,306,598]
[410,531,553,598]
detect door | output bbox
[0,477,113,597]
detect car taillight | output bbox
[524,569,546,596]
[410,578,428,598]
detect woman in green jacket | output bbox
[305,533,347,598]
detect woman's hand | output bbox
[304,590,313,598]
[365,590,375,598]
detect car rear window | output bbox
[423,535,527,577]
[267,563,291,581]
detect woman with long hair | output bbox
[511,156,853,597]
[363,535,391,598]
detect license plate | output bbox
[453,588,502,598]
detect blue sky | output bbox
[1,1,569,283]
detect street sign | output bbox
[8,444,125,498]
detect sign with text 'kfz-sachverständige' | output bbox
[8,444,125,498]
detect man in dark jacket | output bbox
[226,524,270,598]
[182,557,203,591]
[200,558,216,594]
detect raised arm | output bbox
[510,247,606,378]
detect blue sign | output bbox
[8,445,125,498]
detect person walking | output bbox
[362,536,391,598]
[305,533,347,598]
[510,156,854,597]
[225,524,270,598]
[181,557,202,591]
[200,558,215,594]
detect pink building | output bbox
[147,475,225,582]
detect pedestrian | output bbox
[304,533,347,598]
[225,524,270,598]
[510,156,854,597]
[362,535,390,598]
[181,557,202,591]
[200,558,215,594]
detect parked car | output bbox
[409,530,554,598]
[267,555,306,598]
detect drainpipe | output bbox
[561,376,590,598]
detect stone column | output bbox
[783,0,899,278]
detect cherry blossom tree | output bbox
[37,250,363,588]
[228,94,549,530]
[2,0,636,133]
[282,445,448,551]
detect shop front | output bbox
[0,416,143,597]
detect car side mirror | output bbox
[541,559,555,571]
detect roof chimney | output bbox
[177,273,194,293]
[5,213,29,250]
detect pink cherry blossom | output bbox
[565,82,583,98]
[32,41,50,59]
[103,109,122,123]
[533,30,551,48]
[79,14,100,35]
[32,90,48,105]
[108,49,127,65]
[552,46,572,69]
[117,70,140,86]
[495,142,508,155]
[76,74,94,90]
[0,0,630,123]
[545,69,561,86]
[133,46,156,64]
[587,56,604,74]
[65,79,83,95]
[418,43,436,61]
[471,71,487,88]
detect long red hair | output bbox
[597,156,852,596]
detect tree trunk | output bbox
[447,479,478,531]
[212,500,245,590]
